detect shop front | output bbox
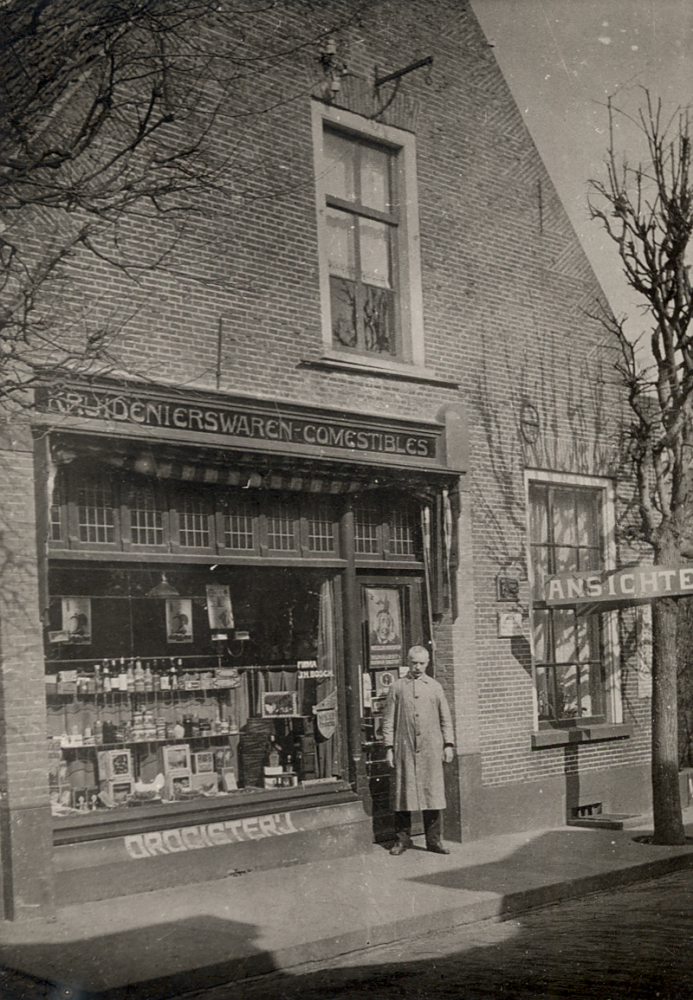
[32,382,466,902]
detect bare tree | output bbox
[0,0,365,410]
[589,90,693,844]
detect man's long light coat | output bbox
[382,672,454,812]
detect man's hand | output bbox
[385,748,394,768]
[443,746,454,764]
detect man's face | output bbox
[408,651,429,677]
[376,612,393,641]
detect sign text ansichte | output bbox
[545,565,693,605]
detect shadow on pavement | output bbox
[0,914,273,1000]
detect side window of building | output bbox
[528,480,613,728]
[313,102,424,369]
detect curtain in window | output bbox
[315,576,342,778]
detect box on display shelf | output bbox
[159,744,192,774]
[190,773,219,794]
[99,779,134,807]
[264,772,298,789]
[164,773,193,800]
[192,751,214,774]
[97,749,133,780]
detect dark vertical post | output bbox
[340,502,367,794]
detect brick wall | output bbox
[4,0,651,860]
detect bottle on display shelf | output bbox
[126,661,135,693]
[94,663,102,693]
[152,664,161,692]
[143,663,153,693]
[134,659,145,693]
[267,735,281,770]
[169,660,178,690]
[118,658,128,692]
[103,664,111,693]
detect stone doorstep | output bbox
[567,813,649,831]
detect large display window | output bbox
[45,563,344,819]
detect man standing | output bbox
[382,645,455,856]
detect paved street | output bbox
[178,867,693,1000]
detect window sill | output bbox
[531,723,634,749]
[301,352,460,388]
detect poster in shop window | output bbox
[165,598,193,643]
[205,584,234,629]
[61,597,92,644]
[366,587,402,669]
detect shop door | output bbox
[359,575,428,843]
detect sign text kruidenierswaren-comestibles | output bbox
[39,388,437,460]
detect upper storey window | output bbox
[313,103,424,370]
[324,129,397,355]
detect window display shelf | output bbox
[56,734,239,749]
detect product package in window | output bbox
[61,597,92,645]
[165,598,193,643]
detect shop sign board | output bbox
[37,385,439,463]
[544,565,693,607]
[124,811,299,859]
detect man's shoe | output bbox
[426,843,450,855]
[389,843,408,856]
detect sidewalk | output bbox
[2,809,693,1000]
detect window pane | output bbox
[553,609,576,661]
[583,661,605,718]
[323,130,356,201]
[530,544,549,601]
[390,508,416,556]
[326,209,356,279]
[360,219,391,288]
[529,487,549,543]
[363,284,395,355]
[77,475,115,544]
[555,545,578,574]
[330,276,357,347]
[360,144,390,212]
[179,499,209,548]
[224,500,256,550]
[552,489,577,546]
[536,666,552,720]
[267,501,295,551]
[533,609,550,661]
[355,503,379,554]
[307,503,335,553]
[555,664,578,719]
[575,490,600,548]
[127,484,164,546]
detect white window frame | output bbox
[525,470,623,729]
[312,101,425,373]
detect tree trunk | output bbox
[651,596,686,844]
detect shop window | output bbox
[313,103,424,370]
[529,480,610,727]
[44,565,345,820]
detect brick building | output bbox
[0,0,650,919]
